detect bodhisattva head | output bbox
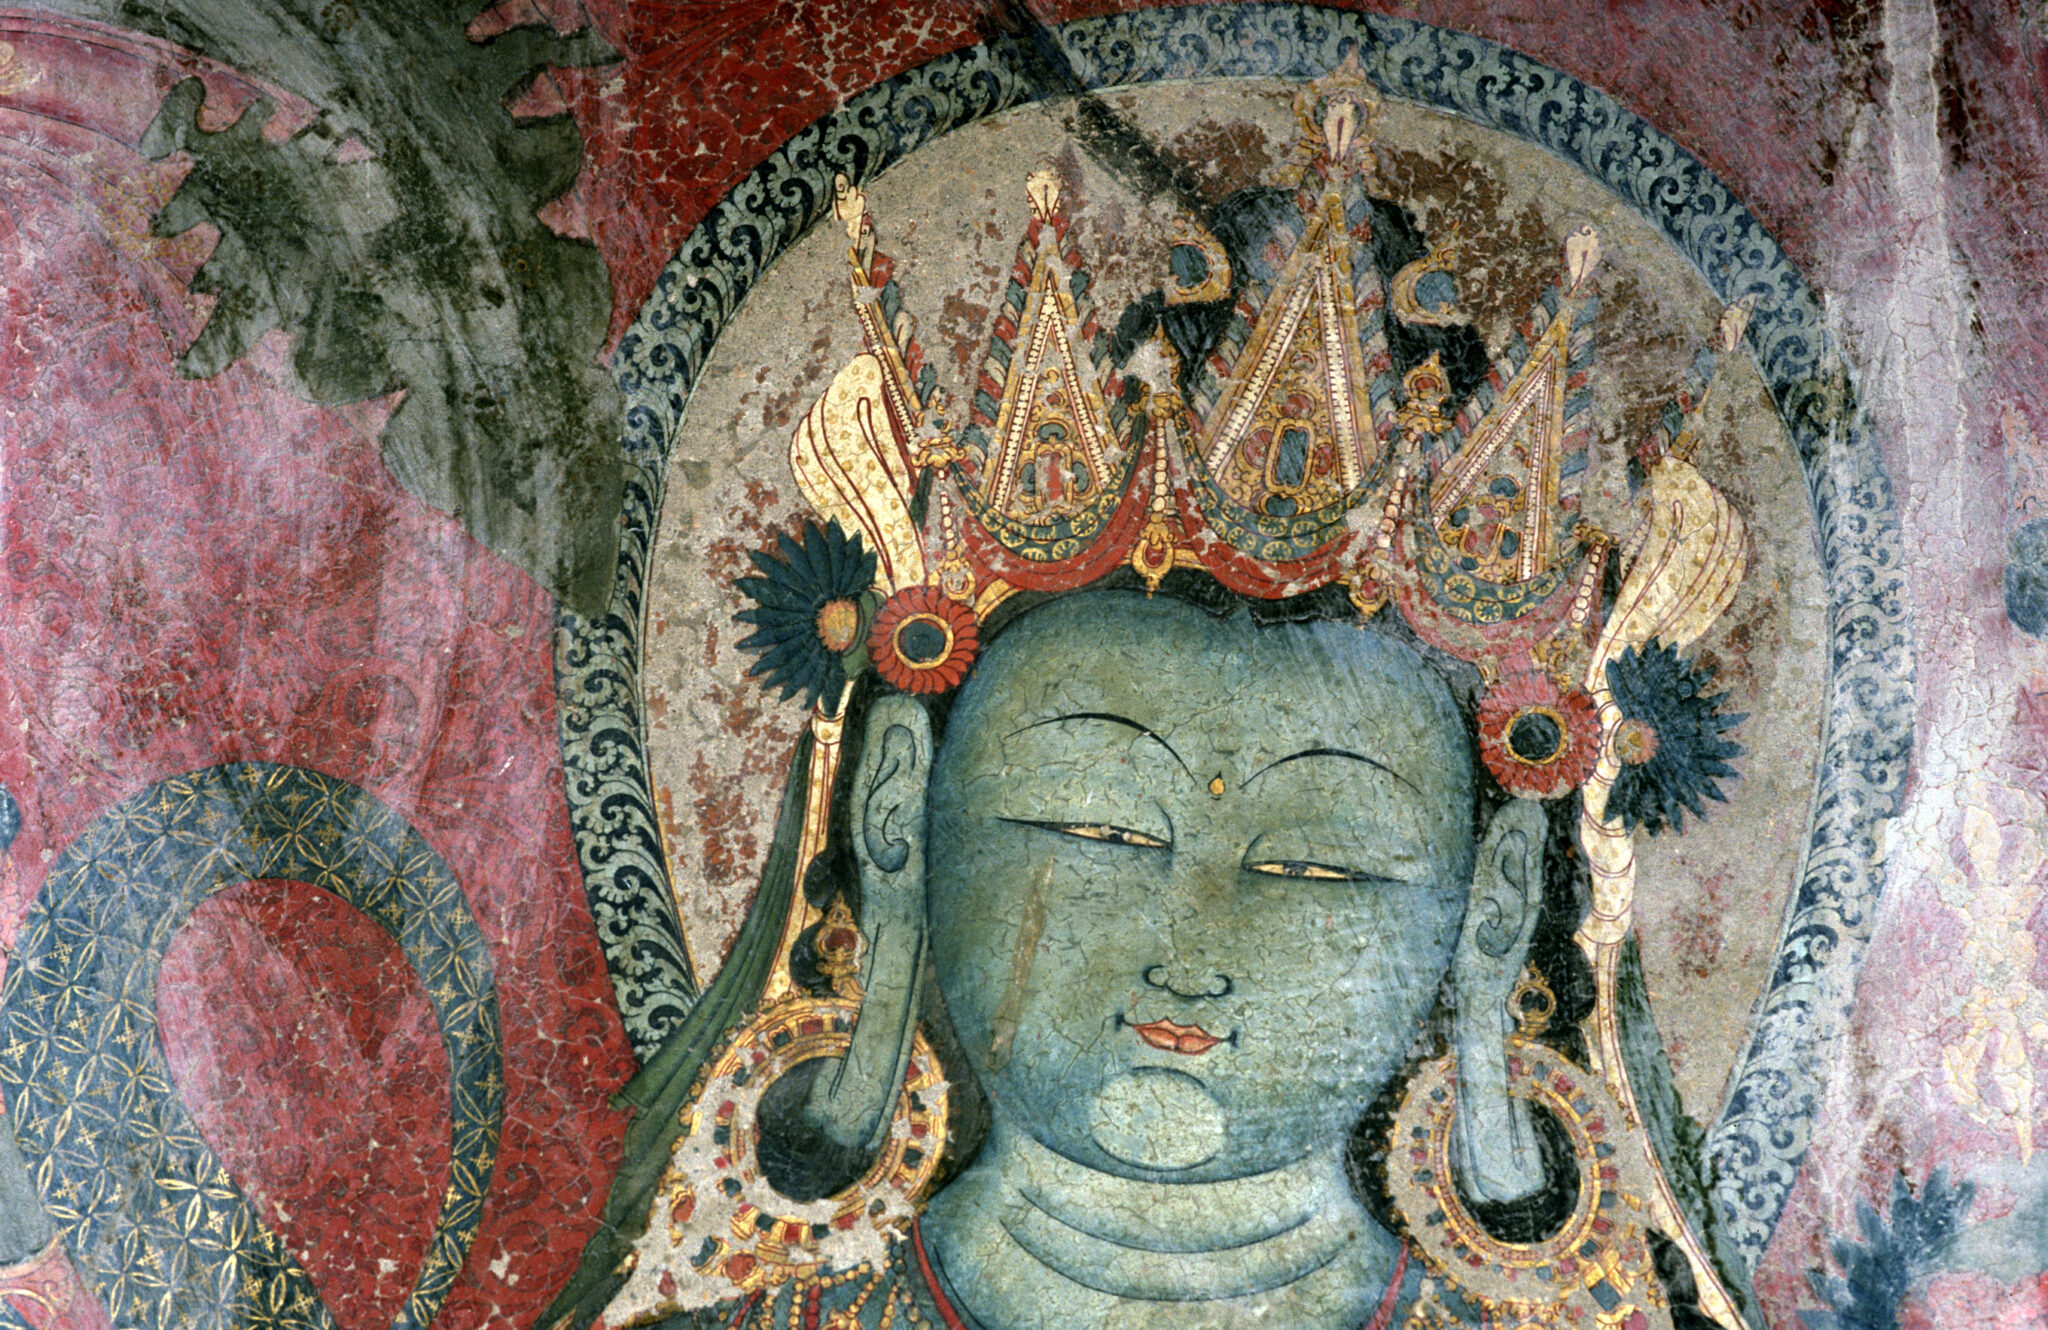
[854,590,1547,1185]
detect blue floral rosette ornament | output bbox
[1603,640,1746,834]
[734,520,879,708]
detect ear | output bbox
[855,693,933,887]
[1454,797,1547,1001]
[1451,797,1549,1202]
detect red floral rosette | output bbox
[1476,672,1601,799]
[868,585,980,694]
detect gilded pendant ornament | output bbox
[611,910,951,1324]
[1387,973,1671,1330]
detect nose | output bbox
[1142,964,1232,1000]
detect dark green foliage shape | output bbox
[1615,938,1764,1328]
[82,0,622,614]
[1801,1170,1975,1330]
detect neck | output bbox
[922,1123,1400,1328]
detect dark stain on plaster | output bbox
[1932,5,1975,172]
[1168,117,1281,201]
[977,0,1211,219]
[53,0,625,616]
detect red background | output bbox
[5,2,2048,1325]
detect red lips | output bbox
[1129,1017,1224,1055]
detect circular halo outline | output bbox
[556,2,1914,1270]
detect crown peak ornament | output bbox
[1565,223,1602,293]
[1024,167,1062,223]
[751,102,1752,831]
[1295,50,1380,172]
[723,83,1762,1330]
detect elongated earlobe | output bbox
[1464,799,1546,971]
[856,694,932,882]
[1452,797,1548,1202]
[775,691,934,1165]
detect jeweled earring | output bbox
[1386,966,1676,1330]
[601,696,955,1321]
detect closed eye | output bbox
[1244,859,1393,883]
[999,818,1170,849]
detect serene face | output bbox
[925,592,1477,1182]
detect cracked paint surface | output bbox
[4,1,2048,1327]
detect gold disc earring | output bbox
[1384,966,1674,1330]
[608,897,951,1323]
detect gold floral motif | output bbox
[1397,354,1456,444]
[0,42,40,97]
[1390,225,1470,328]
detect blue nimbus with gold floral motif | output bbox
[0,763,502,1330]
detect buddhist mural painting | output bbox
[569,61,1816,1330]
[1,3,2043,1329]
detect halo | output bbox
[563,3,1911,1277]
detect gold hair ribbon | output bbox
[1569,420,1751,1330]
[789,355,929,596]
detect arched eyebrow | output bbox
[1003,713,1196,780]
[1240,747,1419,795]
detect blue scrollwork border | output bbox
[554,2,1913,1268]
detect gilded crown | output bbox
[725,66,1758,1326]
[743,58,1751,824]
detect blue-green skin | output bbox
[793,592,1545,1328]
[930,595,1474,1177]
